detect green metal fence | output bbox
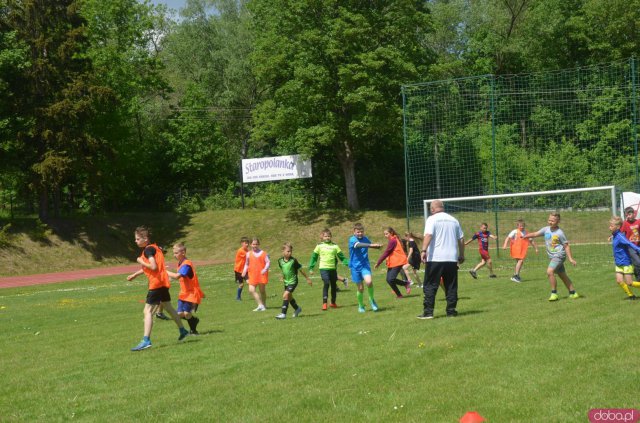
[402,58,640,265]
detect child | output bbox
[609,216,640,300]
[126,226,189,351]
[465,223,497,279]
[502,219,538,283]
[349,223,382,312]
[375,227,412,298]
[620,207,640,281]
[309,228,349,310]
[524,213,579,301]
[275,242,312,319]
[242,238,270,311]
[404,232,423,287]
[233,237,250,300]
[166,243,205,334]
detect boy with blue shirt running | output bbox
[609,216,640,300]
[349,223,382,312]
[524,213,579,301]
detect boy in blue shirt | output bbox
[610,216,640,299]
[348,223,382,313]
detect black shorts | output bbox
[235,271,246,284]
[146,287,171,305]
[408,257,421,270]
[284,283,298,293]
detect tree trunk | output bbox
[337,142,359,210]
[39,186,49,221]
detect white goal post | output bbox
[423,186,617,222]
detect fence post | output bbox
[631,56,639,192]
[490,75,501,257]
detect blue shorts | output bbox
[350,268,372,284]
[177,299,197,313]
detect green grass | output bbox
[0,259,636,422]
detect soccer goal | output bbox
[419,186,616,264]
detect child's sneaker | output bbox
[405,281,411,294]
[275,313,286,319]
[131,339,152,351]
[469,270,478,279]
[253,305,266,311]
[569,292,580,299]
[293,307,302,317]
[489,274,497,278]
[510,275,521,283]
[322,303,328,311]
[625,295,638,300]
[370,300,379,312]
[155,312,170,320]
[548,293,559,301]
[358,306,366,313]
[178,327,189,341]
[189,330,199,335]
[330,303,338,308]
[343,277,349,288]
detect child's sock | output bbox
[631,281,640,288]
[367,285,376,302]
[143,336,150,342]
[551,290,557,294]
[356,290,364,308]
[619,283,634,296]
[236,287,243,299]
[290,298,299,310]
[187,317,198,331]
[568,290,575,295]
[281,299,289,314]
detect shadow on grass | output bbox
[285,208,365,226]
[1,213,193,263]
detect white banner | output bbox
[621,192,640,217]
[242,155,312,183]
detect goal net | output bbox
[416,186,616,265]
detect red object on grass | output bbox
[460,411,485,423]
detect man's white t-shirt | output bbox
[424,212,464,262]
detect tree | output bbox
[3,0,118,218]
[250,0,433,209]
[161,0,257,196]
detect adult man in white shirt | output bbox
[418,200,465,319]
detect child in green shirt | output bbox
[275,243,312,319]
[309,228,349,310]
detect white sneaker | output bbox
[275,313,286,319]
[253,305,266,312]
[293,307,302,317]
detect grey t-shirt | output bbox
[539,226,568,259]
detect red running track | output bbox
[0,261,221,289]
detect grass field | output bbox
[1,256,638,422]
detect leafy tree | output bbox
[250,0,433,209]
[161,0,256,197]
[3,0,118,218]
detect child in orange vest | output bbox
[233,237,250,300]
[242,238,270,311]
[127,226,189,351]
[375,227,412,298]
[502,219,538,283]
[167,243,205,334]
